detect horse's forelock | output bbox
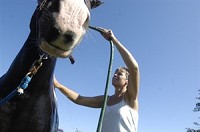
[90,0,103,9]
[85,0,103,9]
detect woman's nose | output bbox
[114,73,118,77]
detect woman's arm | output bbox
[54,77,104,108]
[99,28,140,109]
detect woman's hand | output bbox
[98,27,115,41]
[53,76,61,88]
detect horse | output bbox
[0,0,102,131]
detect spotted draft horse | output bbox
[0,0,102,131]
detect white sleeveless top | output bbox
[101,98,138,132]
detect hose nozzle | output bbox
[89,26,105,35]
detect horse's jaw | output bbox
[39,40,74,58]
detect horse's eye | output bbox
[47,2,52,8]
[48,0,60,12]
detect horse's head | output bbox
[36,0,102,58]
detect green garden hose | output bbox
[89,26,114,132]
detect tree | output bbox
[75,128,82,132]
[186,128,200,132]
[186,90,200,132]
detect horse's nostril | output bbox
[64,31,76,43]
[64,34,73,43]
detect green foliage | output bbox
[186,90,200,132]
[75,128,82,132]
[186,128,200,132]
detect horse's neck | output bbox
[0,31,57,94]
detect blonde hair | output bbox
[118,67,129,79]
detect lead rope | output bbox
[0,1,49,107]
[0,54,47,107]
[89,26,114,132]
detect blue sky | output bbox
[0,0,200,132]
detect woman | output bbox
[54,27,140,132]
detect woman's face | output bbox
[112,69,128,88]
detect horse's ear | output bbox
[90,0,103,9]
[37,0,46,4]
[37,0,42,4]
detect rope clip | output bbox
[28,54,47,77]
